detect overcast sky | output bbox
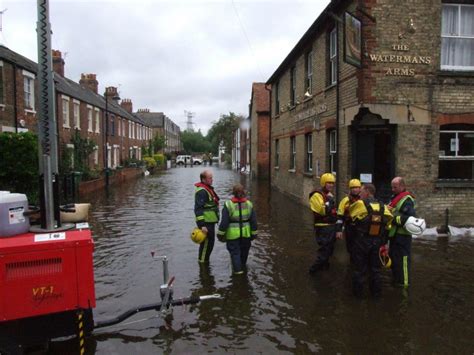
[1,0,329,134]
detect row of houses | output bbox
[245,0,474,226]
[0,45,182,173]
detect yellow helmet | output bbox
[349,179,362,188]
[320,173,336,187]
[191,228,207,244]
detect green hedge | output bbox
[153,154,165,166]
[0,132,39,204]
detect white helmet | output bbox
[404,216,426,235]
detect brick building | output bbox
[135,109,182,155]
[249,82,271,180]
[266,0,474,225]
[0,46,152,171]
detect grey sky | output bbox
[2,0,329,133]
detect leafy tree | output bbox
[206,112,241,155]
[181,129,212,154]
[152,134,166,154]
[0,132,39,204]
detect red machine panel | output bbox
[0,229,96,321]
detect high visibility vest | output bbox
[195,186,219,223]
[388,195,415,237]
[224,200,253,240]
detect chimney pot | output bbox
[79,73,99,94]
[52,49,65,77]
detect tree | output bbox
[181,129,212,154]
[206,112,241,155]
[152,134,166,154]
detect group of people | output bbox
[193,169,417,296]
[194,170,258,275]
[309,173,417,297]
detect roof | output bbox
[266,0,345,84]
[0,45,145,125]
[135,112,165,128]
[251,83,270,114]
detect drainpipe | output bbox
[13,62,18,132]
[264,84,272,186]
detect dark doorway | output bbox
[351,108,395,201]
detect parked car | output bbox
[176,155,203,165]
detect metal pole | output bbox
[105,96,109,188]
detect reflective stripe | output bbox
[389,195,415,237]
[199,238,209,263]
[195,187,219,223]
[403,256,409,287]
[225,200,252,240]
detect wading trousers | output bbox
[351,233,383,297]
[199,223,215,263]
[389,234,412,287]
[310,225,336,271]
[226,238,252,273]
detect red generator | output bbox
[0,228,96,351]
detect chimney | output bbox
[120,98,133,113]
[137,108,150,113]
[105,86,120,103]
[52,50,65,77]
[79,73,99,94]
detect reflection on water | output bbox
[48,166,474,354]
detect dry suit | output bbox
[309,189,337,273]
[217,197,258,274]
[388,191,416,287]
[349,198,393,297]
[194,182,220,263]
[336,194,360,258]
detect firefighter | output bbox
[348,184,393,297]
[194,170,220,263]
[217,184,258,275]
[388,176,416,287]
[308,173,337,274]
[336,179,362,259]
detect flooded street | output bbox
[54,167,473,354]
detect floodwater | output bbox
[51,166,474,354]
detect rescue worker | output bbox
[336,179,362,259]
[348,184,393,297]
[308,173,337,274]
[217,184,258,275]
[388,176,416,287]
[194,170,220,263]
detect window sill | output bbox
[324,83,336,92]
[435,180,474,188]
[437,70,474,77]
[303,172,313,178]
[288,169,296,173]
[274,166,280,170]
[63,125,71,129]
[24,109,36,114]
[0,104,5,111]
[274,114,280,119]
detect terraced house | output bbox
[266,0,474,225]
[0,46,152,171]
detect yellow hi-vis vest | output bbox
[224,200,253,240]
[388,195,416,237]
[195,186,219,223]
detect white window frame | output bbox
[95,108,100,133]
[289,136,296,171]
[330,28,338,84]
[0,61,4,107]
[290,66,296,106]
[305,133,313,172]
[62,95,70,128]
[275,81,280,115]
[73,100,80,130]
[329,129,337,174]
[441,4,474,71]
[87,105,93,132]
[439,130,474,159]
[305,51,313,93]
[23,70,35,110]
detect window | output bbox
[123,119,126,137]
[95,109,100,133]
[23,71,35,110]
[290,136,296,170]
[329,129,337,173]
[117,118,121,137]
[305,51,313,93]
[73,101,80,129]
[275,81,280,115]
[110,116,115,136]
[62,96,70,128]
[275,139,280,167]
[0,62,4,105]
[438,124,474,179]
[305,133,313,172]
[441,4,474,71]
[87,106,93,132]
[290,66,296,106]
[329,27,338,84]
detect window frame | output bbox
[290,66,296,106]
[0,61,4,106]
[305,51,313,94]
[62,95,70,128]
[329,129,337,174]
[87,106,93,132]
[290,136,296,171]
[329,27,338,85]
[441,4,474,71]
[73,100,80,130]
[305,133,313,173]
[275,81,280,115]
[23,71,36,110]
[95,108,100,133]
[275,139,280,168]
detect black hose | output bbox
[93,296,201,329]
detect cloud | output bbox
[2,0,330,133]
